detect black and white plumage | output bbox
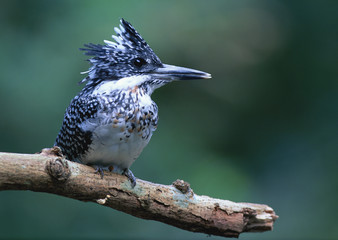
[55,19,211,187]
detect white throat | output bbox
[92,75,154,95]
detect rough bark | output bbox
[0,147,278,238]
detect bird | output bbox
[55,18,211,187]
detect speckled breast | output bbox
[79,87,158,170]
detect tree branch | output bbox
[0,148,278,238]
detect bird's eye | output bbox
[133,58,147,67]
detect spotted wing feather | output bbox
[55,95,100,161]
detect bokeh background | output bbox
[1,0,337,239]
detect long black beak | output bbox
[151,64,211,81]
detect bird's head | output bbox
[80,19,211,92]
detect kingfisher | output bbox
[55,18,211,187]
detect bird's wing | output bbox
[54,95,101,161]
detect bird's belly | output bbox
[81,127,151,169]
[80,110,157,169]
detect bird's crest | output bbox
[104,18,152,52]
[79,19,161,85]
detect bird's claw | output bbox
[93,165,136,187]
[123,168,136,188]
[94,166,105,179]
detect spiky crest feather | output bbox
[79,19,162,87]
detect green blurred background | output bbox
[0,0,337,239]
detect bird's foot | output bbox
[93,165,105,179]
[92,165,136,187]
[123,168,136,188]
